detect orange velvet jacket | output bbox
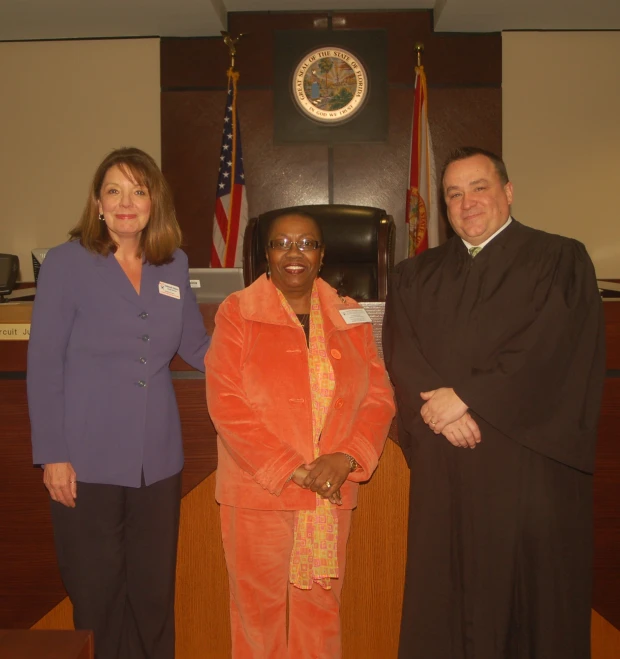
[205,275,395,510]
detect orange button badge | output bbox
[330,349,342,360]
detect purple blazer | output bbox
[27,241,210,487]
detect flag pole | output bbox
[406,40,437,257]
[212,33,249,268]
[414,42,424,67]
[220,32,243,265]
[221,31,243,71]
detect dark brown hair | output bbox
[69,147,182,265]
[440,146,510,188]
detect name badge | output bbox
[339,308,372,324]
[159,282,181,299]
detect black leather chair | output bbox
[242,204,396,301]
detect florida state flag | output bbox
[406,65,438,257]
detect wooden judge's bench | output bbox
[1,300,619,658]
[0,630,93,659]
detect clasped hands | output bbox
[420,387,481,449]
[291,452,352,506]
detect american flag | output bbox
[406,64,438,257]
[211,69,248,267]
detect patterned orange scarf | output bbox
[277,283,339,590]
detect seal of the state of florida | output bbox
[292,47,369,124]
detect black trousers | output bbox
[50,471,182,659]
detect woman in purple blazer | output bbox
[27,147,210,659]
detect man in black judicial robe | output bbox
[383,147,606,659]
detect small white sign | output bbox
[189,279,201,289]
[158,282,181,299]
[339,308,372,325]
[0,323,30,340]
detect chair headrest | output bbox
[257,204,388,262]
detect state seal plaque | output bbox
[291,47,369,125]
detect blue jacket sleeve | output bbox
[27,246,77,465]
[176,255,211,371]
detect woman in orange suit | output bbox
[205,211,395,658]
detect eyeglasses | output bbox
[267,239,323,252]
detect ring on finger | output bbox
[324,480,332,489]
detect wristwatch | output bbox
[343,453,359,472]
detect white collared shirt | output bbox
[461,216,513,252]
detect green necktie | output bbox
[469,246,482,258]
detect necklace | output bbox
[296,313,310,329]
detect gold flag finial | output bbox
[221,31,244,70]
[414,42,425,67]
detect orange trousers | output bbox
[220,505,353,659]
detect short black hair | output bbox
[262,211,324,249]
[441,146,509,188]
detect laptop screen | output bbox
[188,267,245,303]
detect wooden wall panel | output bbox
[593,377,620,628]
[227,12,331,87]
[592,610,620,659]
[0,380,65,629]
[340,439,409,658]
[332,88,411,220]
[174,380,217,491]
[161,38,228,89]
[161,90,227,267]
[331,11,501,87]
[332,86,502,242]
[174,474,231,658]
[229,10,501,88]
[237,91,330,215]
[604,302,620,369]
[161,9,502,267]
[0,300,30,370]
[427,87,503,172]
[0,341,28,371]
[32,598,73,631]
[0,629,93,658]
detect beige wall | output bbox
[503,32,620,278]
[0,39,161,281]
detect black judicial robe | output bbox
[383,220,606,659]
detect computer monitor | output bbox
[598,280,620,298]
[31,248,50,284]
[188,267,245,303]
[0,254,19,302]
